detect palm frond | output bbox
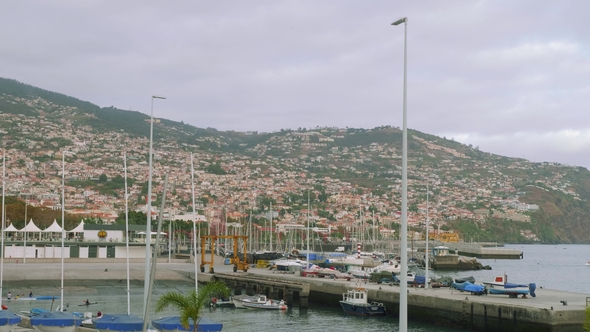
[154,281,230,331]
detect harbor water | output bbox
[4,244,590,331]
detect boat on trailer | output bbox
[484,274,536,298]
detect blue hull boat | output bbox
[0,309,22,326]
[93,314,144,332]
[30,311,79,332]
[339,301,387,316]
[339,287,387,317]
[484,275,536,298]
[152,316,222,332]
[451,281,487,295]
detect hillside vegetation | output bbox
[1,77,590,243]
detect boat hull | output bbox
[487,287,530,297]
[152,316,222,332]
[242,301,287,310]
[339,301,386,316]
[93,314,144,332]
[0,309,21,332]
[30,312,78,332]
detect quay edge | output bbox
[201,268,586,332]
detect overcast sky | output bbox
[1,1,589,168]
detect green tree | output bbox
[115,211,148,225]
[155,281,230,332]
[206,163,226,175]
[99,174,108,183]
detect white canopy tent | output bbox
[3,224,20,232]
[43,219,64,232]
[21,219,42,232]
[68,220,85,233]
[69,220,85,241]
[42,219,64,241]
[19,219,42,241]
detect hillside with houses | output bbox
[1,77,590,244]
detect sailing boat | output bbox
[151,155,222,332]
[30,152,79,332]
[0,152,22,332]
[92,153,143,332]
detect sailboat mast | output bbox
[60,152,65,312]
[269,202,273,252]
[190,153,198,291]
[0,152,5,309]
[124,152,131,314]
[425,180,430,290]
[248,210,252,254]
[143,174,169,332]
[144,95,165,313]
[306,189,310,267]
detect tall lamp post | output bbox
[425,179,429,290]
[143,95,166,316]
[392,16,408,331]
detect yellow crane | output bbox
[200,235,249,273]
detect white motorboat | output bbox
[271,259,306,272]
[242,298,287,311]
[233,294,287,310]
[233,294,267,309]
[372,260,401,274]
[483,274,536,298]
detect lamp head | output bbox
[392,17,407,26]
[152,95,166,100]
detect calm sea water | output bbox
[4,244,589,332]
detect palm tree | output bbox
[155,281,230,332]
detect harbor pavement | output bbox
[4,256,588,313]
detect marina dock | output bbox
[200,262,586,332]
[3,257,586,332]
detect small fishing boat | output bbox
[210,297,234,308]
[232,294,266,309]
[339,287,387,316]
[483,274,536,298]
[233,294,287,310]
[242,299,287,311]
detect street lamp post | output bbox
[143,95,166,317]
[425,179,429,290]
[392,16,408,331]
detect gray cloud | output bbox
[1,1,589,167]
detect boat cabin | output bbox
[342,288,368,304]
[432,246,451,257]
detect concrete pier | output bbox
[202,264,587,332]
[3,258,585,332]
